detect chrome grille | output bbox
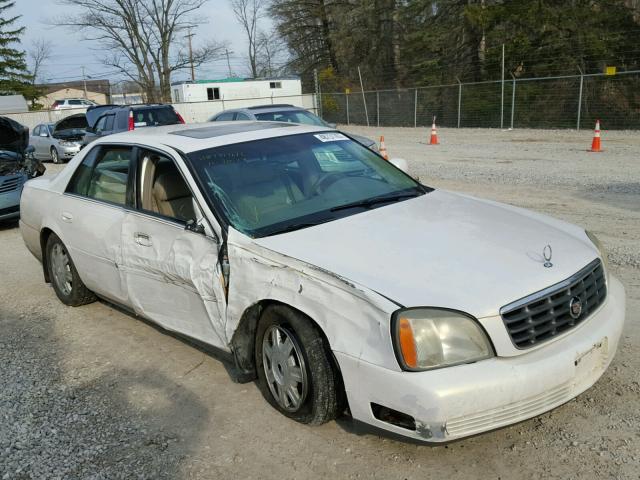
[0,176,22,194]
[501,259,606,349]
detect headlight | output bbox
[586,230,609,278]
[392,308,494,371]
[59,141,76,147]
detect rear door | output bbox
[120,147,227,348]
[31,125,42,158]
[60,144,134,305]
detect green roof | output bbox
[195,77,247,84]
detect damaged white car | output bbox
[20,122,626,442]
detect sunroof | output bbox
[170,122,294,139]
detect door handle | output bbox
[134,232,152,247]
[61,212,73,222]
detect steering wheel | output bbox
[310,172,343,195]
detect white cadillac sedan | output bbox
[20,122,625,442]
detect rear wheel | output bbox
[46,233,96,306]
[255,305,344,425]
[50,147,60,164]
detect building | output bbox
[171,77,302,103]
[0,95,28,114]
[36,80,111,109]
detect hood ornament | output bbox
[543,245,553,268]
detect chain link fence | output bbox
[320,70,640,130]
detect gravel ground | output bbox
[1,127,639,479]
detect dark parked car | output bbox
[0,117,43,222]
[208,104,377,150]
[82,104,185,147]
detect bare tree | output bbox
[231,0,266,78]
[58,0,226,102]
[28,38,52,85]
[255,29,288,77]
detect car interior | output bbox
[138,152,196,223]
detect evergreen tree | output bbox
[0,0,30,95]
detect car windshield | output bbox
[255,110,327,127]
[186,132,426,237]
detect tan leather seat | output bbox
[152,172,195,222]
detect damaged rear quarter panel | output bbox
[226,230,401,370]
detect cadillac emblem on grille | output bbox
[569,297,583,319]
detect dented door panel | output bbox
[121,211,227,349]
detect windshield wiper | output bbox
[330,191,422,212]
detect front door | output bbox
[121,149,227,349]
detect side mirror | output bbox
[389,158,409,174]
[185,219,206,235]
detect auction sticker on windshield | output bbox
[314,133,349,142]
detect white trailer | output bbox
[171,77,302,103]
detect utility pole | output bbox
[81,66,88,99]
[225,49,233,77]
[185,28,195,82]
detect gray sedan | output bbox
[30,115,87,164]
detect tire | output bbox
[46,233,96,306]
[50,147,60,164]
[255,305,344,425]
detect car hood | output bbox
[254,190,598,318]
[0,116,28,155]
[349,133,376,148]
[52,113,87,140]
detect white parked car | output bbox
[19,122,625,442]
[51,98,97,110]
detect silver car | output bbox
[30,115,87,164]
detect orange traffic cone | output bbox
[379,135,389,160]
[429,117,439,145]
[590,120,602,152]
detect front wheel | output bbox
[50,147,60,164]
[46,233,96,306]
[255,305,344,425]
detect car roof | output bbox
[218,105,307,116]
[101,121,332,153]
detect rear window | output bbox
[131,107,180,127]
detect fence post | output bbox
[357,66,370,127]
[346,93,350,125]
[577,68,584,131]
[500,43,505,129]
[414,89,418,128]
[510,73,516,129]
[457,78,462,128]
[376,91,380,127]
[221,95,225,111]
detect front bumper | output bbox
[336,275,626,442]
[60,144,81,159]
[0,180,24,221]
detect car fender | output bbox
[226,230,402,372]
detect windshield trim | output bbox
[182,131,432,239]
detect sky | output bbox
[14,0,261,85]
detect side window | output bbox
[235,113,251,120]
[206,87,220,100]
[137,150,195,223]
[66,147,101,196]
[216,112,235,121]
[67,147,132,205]
[94,116,108,133]
[103,115,115,132]
[269,82,282,89]
[69,99,82,105]
[33,125,41,136]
